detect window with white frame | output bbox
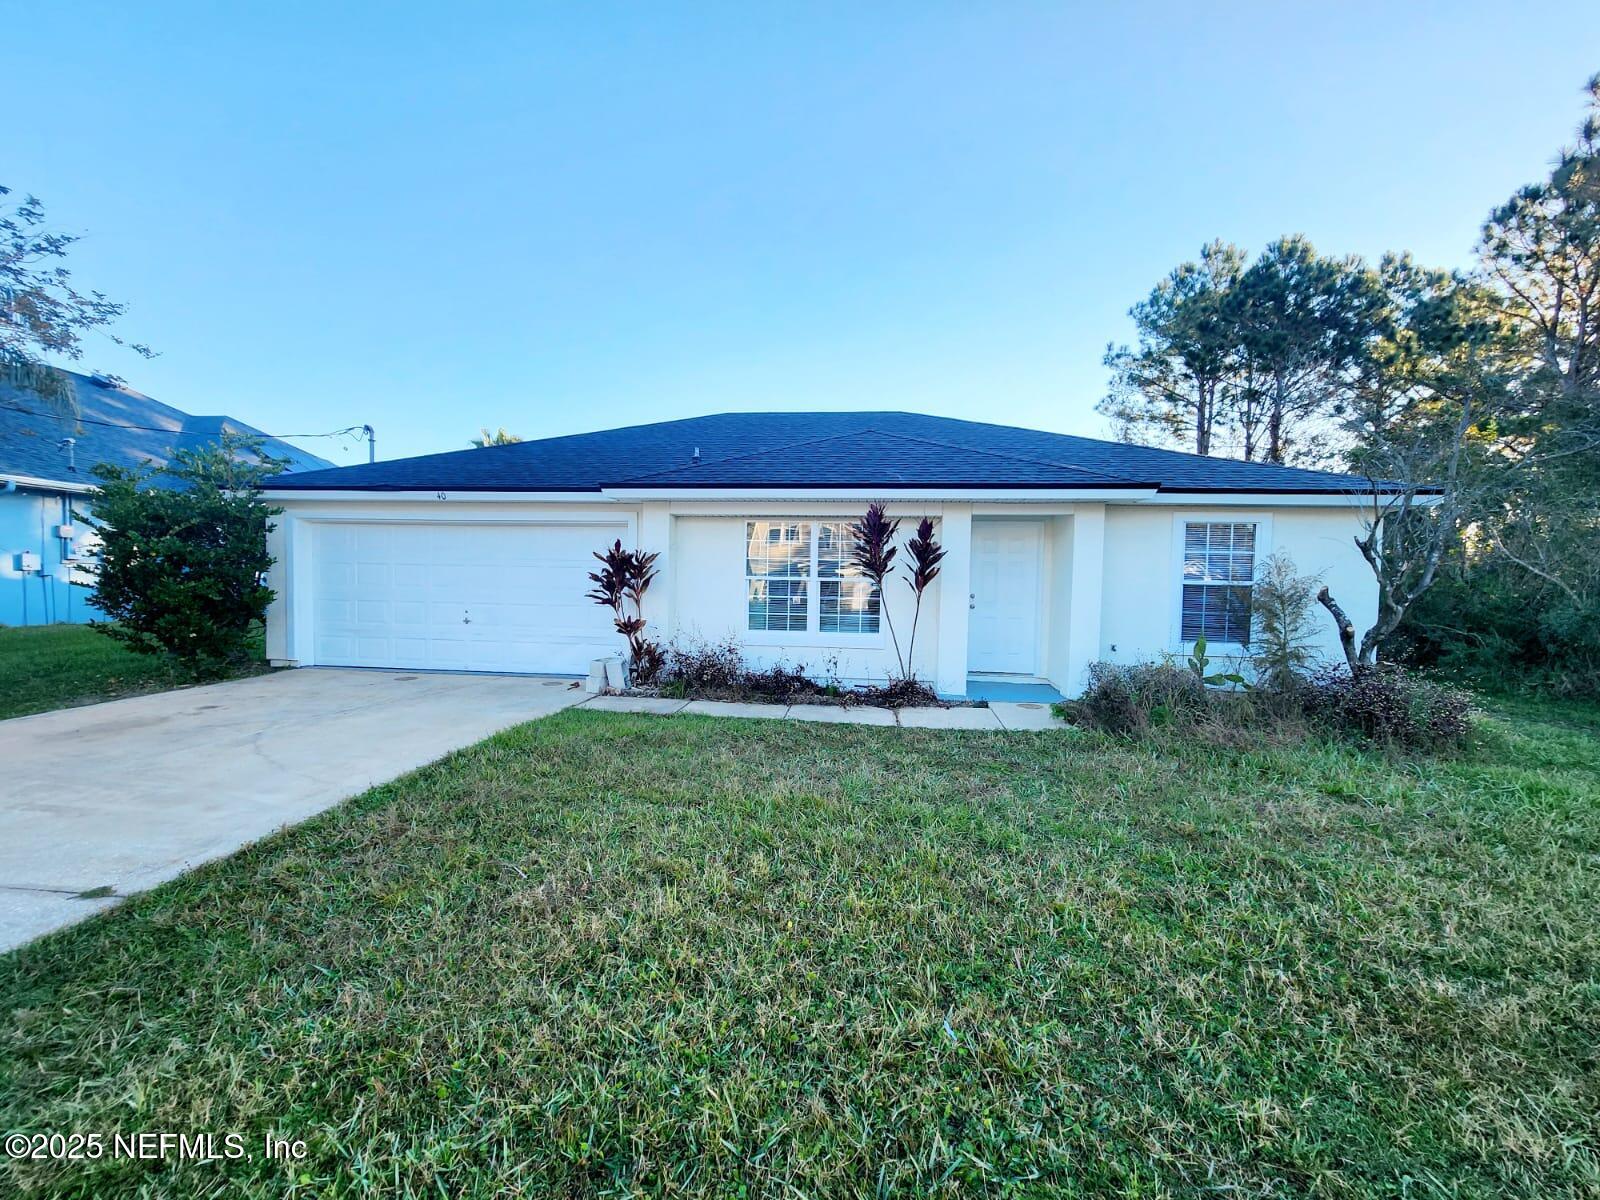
[746,520,880,635]
[1180,521,1256,645]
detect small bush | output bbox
[1250,552,1321,691]
[1303,664,1473,749]
[851,676,940,709]
[648,637,939,708]
[654,637,831,703]
[1076,662,1209,735]
[741,662,825,704]
[664,637,746,692]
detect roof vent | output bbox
[691,446,701,463]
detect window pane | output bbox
[1181,583,1252,644]
[748,578,809,632]
[816,521,862,580]
[746,522,811,578]
[820,579,881,634]
[1183,521,1257,584]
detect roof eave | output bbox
[599,484,1159,502]
[1,472,94,495]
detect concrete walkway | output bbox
[0,668,585,952]
[581,694,1067,731]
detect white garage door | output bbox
[310,522,626,674]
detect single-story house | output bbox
[1,369,331,626]
[262,412,1390,699]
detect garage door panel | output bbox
[310,521,626,674]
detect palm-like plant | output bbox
[849,503,904,673]
[903,517,946,670]
[586,540,663,682]
[849,505,944,682]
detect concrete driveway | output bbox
[0,668,585,952]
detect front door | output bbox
[968,521,1042,674]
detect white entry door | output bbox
[309,521,627,674]
[968,521,1043,675]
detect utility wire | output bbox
[0,400,365,442]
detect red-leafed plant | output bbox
[904,517,946,670]
[586,540,664,683]
[850,503,904,673]
[849,504,944,682]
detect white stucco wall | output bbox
[264,494,1376,695]
[1099,504,1375,676]
[670,514,942,685]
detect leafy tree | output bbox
[1319,261,1507,671]
[1,185,152,417]
[1099,241,1246,456]
[83,437,285,674]
[1234,236,1384,464]
[1384,75,1600,692]
[1471,73,1600,639]
[1101,238,1388,465]
[470,427,523,447]
[1102,75,1600,695]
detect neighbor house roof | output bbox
[265,411,1395,496]
[1,369,332,489]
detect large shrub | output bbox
[1302,664,1473,749]
[1396,561,1600,700]
[83,438,283,675]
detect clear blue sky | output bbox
[10,3,1599,465]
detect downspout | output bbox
[61,494,72,622]
[8,477,24,624]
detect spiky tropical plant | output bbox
[849,503,904,674]
[903,517,945,671]
[848,505,946,682]
[586,540,663,683]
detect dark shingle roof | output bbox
[266,411,1389,495]
[1,369,332,487]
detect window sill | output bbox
[1177,641,1250,657]
[745,629,888,650]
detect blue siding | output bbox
[0,487,97,626]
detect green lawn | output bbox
[0,624,265,720]
[2,704,1597,1197]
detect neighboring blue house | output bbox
[1,369,331,627]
